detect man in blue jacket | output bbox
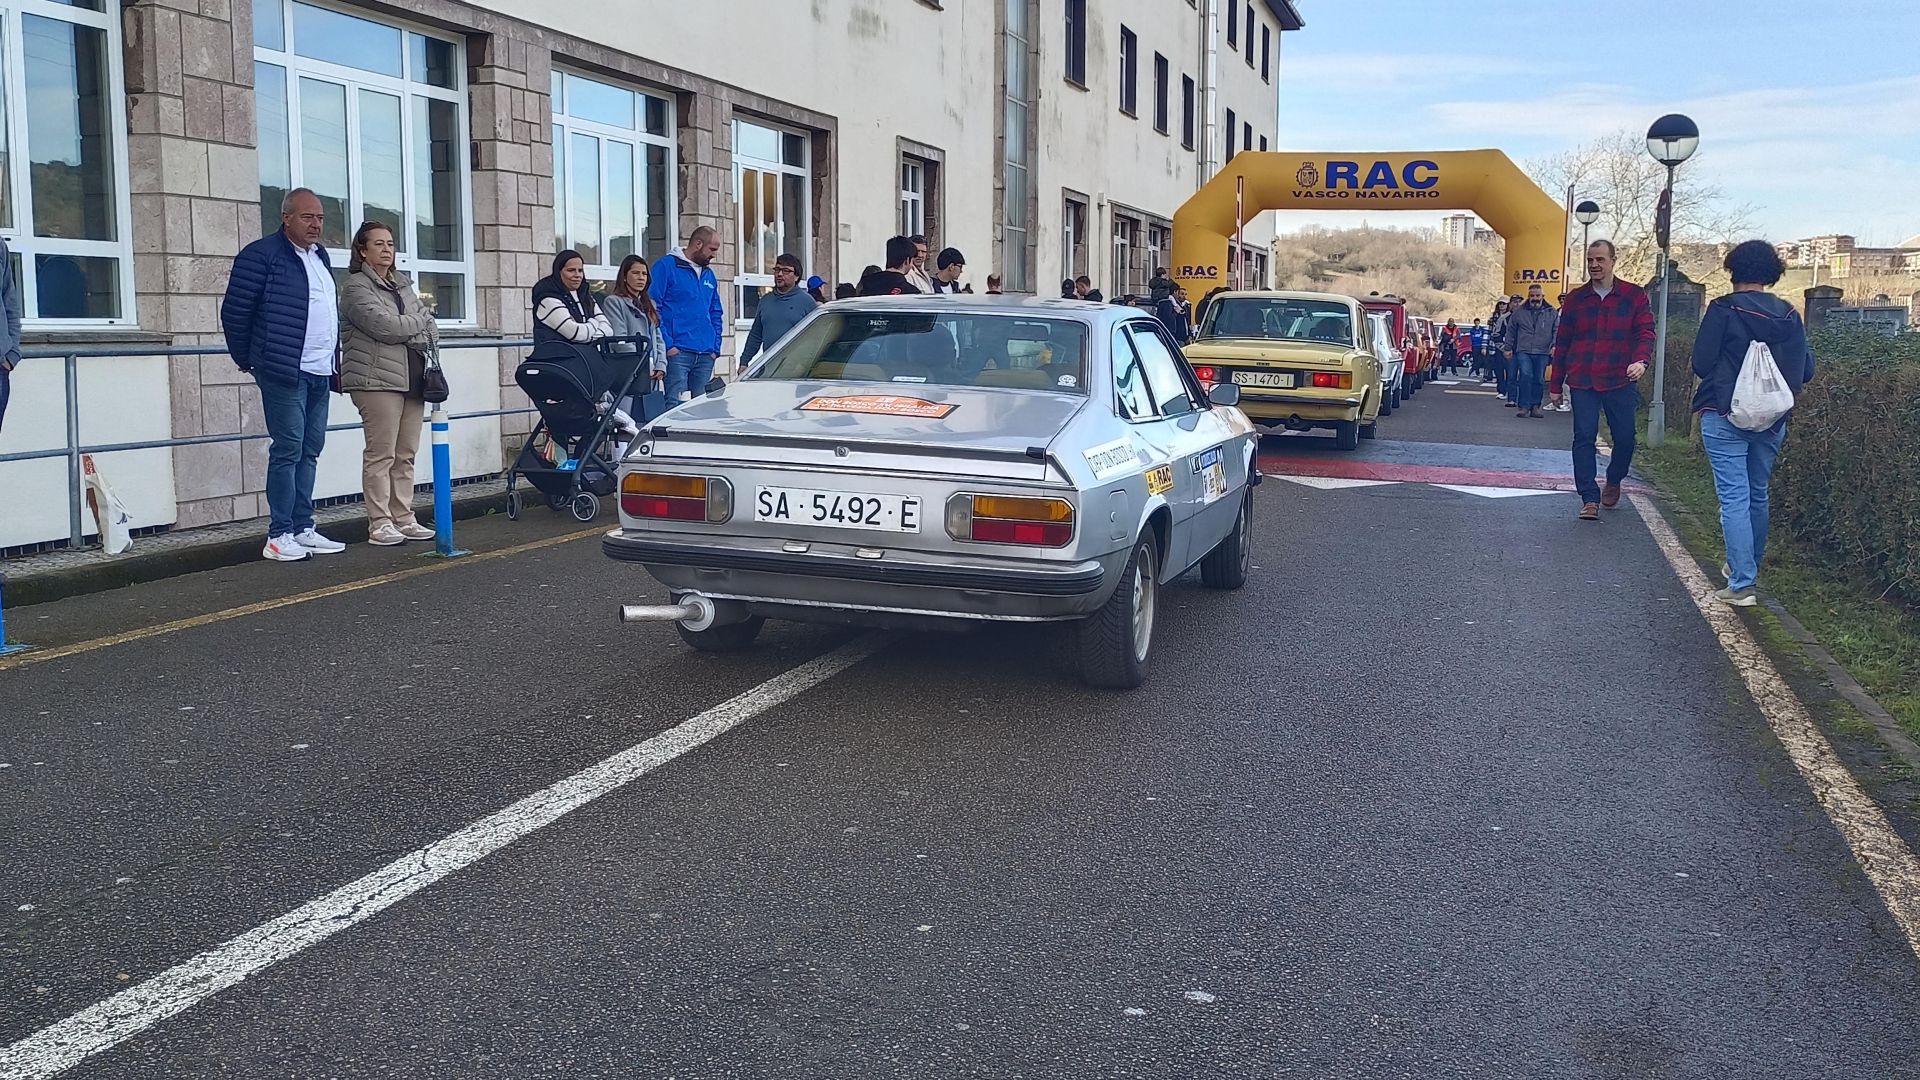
[220,187,346,562]
[649,225,725,402]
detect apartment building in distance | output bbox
[0,0,1303,551]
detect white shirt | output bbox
[1592,282,1615,300]
[297,241,339,376]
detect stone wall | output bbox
[123,0,266,529]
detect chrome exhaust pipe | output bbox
[618,592,716,630]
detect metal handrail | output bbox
[2,338,539,549]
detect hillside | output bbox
[1270,226,1509,322]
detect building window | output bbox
[1118,26,1136,115]
[1224,108,1236,161]
[731,118,809,327]
[1110,214,1142,297]
[1180,75,1195,150]
[900,158,925,239]
[1062,0,1085,85]
[1244,5,1255,64]
[999,0,1033,292]
[1226,4,1236,47]
[0,0,132,322]
[1259,135,1268,152]
[1062,193,1087,284]
[1151,53,1168,134]
[551,70,676,285]
[1243,121,1253,157]
[255,1,472,321]
[1147,224,1170,280]
[1261,25,1271,82]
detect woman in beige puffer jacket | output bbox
[338,221,439,546]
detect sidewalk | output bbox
[2,478,517,609]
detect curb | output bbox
[3,486,509,610]
[1639,469,1920,777]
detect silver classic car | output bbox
[602,296,1259,687]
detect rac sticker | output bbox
[799,395,957,419]
[1145,465,1174,496]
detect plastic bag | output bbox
[82,453,134,555]
[1728,340,1794,432]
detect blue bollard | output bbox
[427,406,471,559]
[0,576,30,657]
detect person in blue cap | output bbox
[806,275,828,304]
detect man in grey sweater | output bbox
[1503,283,1559,418]
[740,253,819,364]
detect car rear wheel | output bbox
[1360,417,1378,440]
[1078,532,1158,689]
[1200,490,1252,590]
[677,616,766,653]
[1380,385,1395,416]
[1332,419,1360,450]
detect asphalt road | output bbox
[4,381,1918,1079]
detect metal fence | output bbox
[0,338,536,549]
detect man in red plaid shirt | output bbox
[1550,240,1655,520]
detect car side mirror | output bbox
[705,376,727,395]
[1207,382,1241,408]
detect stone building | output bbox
[0,0,1302,550]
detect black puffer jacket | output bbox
[1689,291,1815,419]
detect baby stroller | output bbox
[505,337,651,522]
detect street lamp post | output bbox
[1644,113,1699,448]
[1574,200,1600,281]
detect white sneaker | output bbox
[397,522,436,541]
[368,523,406,546]
[293,527,346,554]
[263,534,310,562]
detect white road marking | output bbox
[1276,476,1399,490]
[1444,389,1502,396]
[0,638,879,1080]
[1630,494,1920,957]
[1431,484,1556,499]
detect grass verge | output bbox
[1639,437,1920,745]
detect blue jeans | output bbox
[1699,410,1786,591]
[0,363,11,434]
[256,371,331,538]
[1570,384,1639,504]
[664,350,716,402]
[1515,352,1548,411]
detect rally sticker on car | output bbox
[799,395,957,419]
[1194,447,1229,503]
[1083,438,1136,480]
[1145,464,1174,495]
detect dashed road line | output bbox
[1630,493,1920,958]
[0,526,606,672]
[0,637,880,1080]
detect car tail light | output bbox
[945,494,1075,547]
[1310,371,1353,389]
[1191,365,1219,385]
[620,472,732,523]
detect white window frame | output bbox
[899,158,925,239]
[731,117,811,330]
[1111,215,1136,297]
[551,67,678,283]
[0,0,135,326]
[254,0,475,324]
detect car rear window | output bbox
[750,309,1089,394]
[1202,297,1354,346]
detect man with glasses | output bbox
[906,234,934,294]
[739,253,818,364]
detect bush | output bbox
[1770,328,1920,605]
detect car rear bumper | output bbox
[1236,392,1364,424]
[603,530,1120,621]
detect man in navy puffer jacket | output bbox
[221,187,347,562]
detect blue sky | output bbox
[1273,0,1920,245]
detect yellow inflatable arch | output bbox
[1172,150,1566,301]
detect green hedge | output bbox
[1654,322,1920,604]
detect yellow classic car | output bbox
[1184,290,1385,450]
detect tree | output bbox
[1269,225,1507,320]
[1528,130,1756,290]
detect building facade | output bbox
[0,0,1304,551]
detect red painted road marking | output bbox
[1255,454,1651,494]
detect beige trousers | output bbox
[350,391,425,529]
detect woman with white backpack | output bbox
[1690,240,1817,607]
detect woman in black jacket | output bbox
[1690,240,1816,607]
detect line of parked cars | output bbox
[1183,289,1442,449]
